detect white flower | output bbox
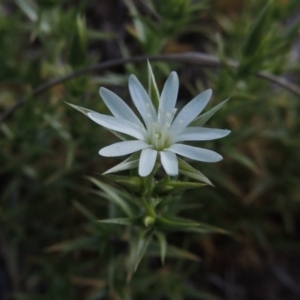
[80,72,230,177]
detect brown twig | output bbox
[1,52,300,123]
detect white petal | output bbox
[99,87,141,125]
[168,143,222,162]
[87,112,144,140]
[139,148,158,177]
[103,153,140,174]
[99,140,149,157]
[174,127,231,143]
[159,72,178,124]
[171,89,212,132]
[129,75,157,127]
[160,151,178,176]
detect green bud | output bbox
[154,179,205,195]
[144,216,156,227]
[107,175,143,193]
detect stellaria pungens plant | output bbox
[67,62,230,277]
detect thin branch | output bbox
[1,52,300,123]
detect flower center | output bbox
[145,108,177,151]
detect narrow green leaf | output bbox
[106,175,143,193]
[147,242,200,262]
[205,168,243,198]
[65,102,129,141]
[69,15,88,66]
[46,237,100,252]
[124,0,145,42]
[77,15,87,52]
[103,153,140,175]
[147,60,160,109]
[178,158,213,186]
[87,177,134,217]
[65,102,92,116]
[73,200,97,222]
[154,231,167,264]
[156,216,229,234]
[134,229,154,271]
[244,176,275,203]
[191,98,229,127]
[184,225,229,235]
[15,0,38,22]
[174,203,204,213]
[238,2,272,75]
[0,124,15,140]
[241,2,272,58]
[128,229,154,280]
[97,217,142,226]
[154,179,206,194]
[156,216,200,229]
[118,40,137,74]
[224,147,260,174]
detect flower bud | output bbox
[144,216,155,227]
[115,176,143,193]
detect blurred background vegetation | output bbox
[1,0,300,299]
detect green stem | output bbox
[141,196,156,218]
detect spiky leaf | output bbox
[154,231,167,264]
[191,98,229,127]
[87,177,134,217]
[147,60,160,109]
[97,217,142,226]
[178,158,213,186]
